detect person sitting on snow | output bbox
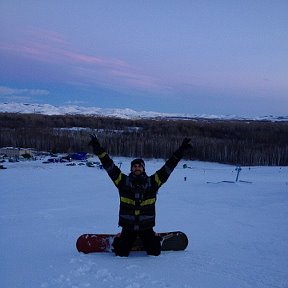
[89,135,191,257]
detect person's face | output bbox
[131,163,144,175]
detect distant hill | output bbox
[1,102,287,122]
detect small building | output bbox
[0,147,34,158]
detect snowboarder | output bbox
[89,135,191,257]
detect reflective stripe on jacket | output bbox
[98,151,181,231]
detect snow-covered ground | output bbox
[1,157,288,288]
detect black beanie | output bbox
[130,158,145,171]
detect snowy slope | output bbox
[1,158,288,288]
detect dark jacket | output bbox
[97,150,182,231]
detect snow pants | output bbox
[112,228,161,257]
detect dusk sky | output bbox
[1,1,287,116]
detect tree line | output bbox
[0,112,287,166]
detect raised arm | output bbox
[153,138,192,187]
[89,134,123,187]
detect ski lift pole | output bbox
[235,167,242,182]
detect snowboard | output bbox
[76,231,188,254]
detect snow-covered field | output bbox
[1,157,288,288]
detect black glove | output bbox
[180,138,192,151]
[174,138,192,159]
[89,134,104,155]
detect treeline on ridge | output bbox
[0,112,287,166]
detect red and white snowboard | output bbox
[76,231,188,254]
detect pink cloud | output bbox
[0,27,167,93]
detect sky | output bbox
[0,1,288,117]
